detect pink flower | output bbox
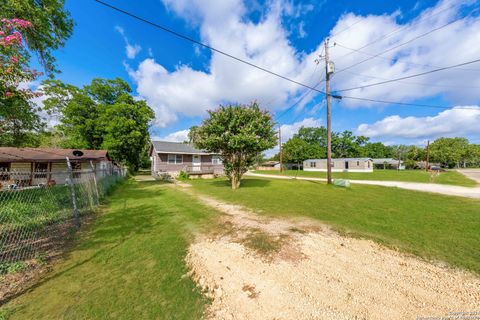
[5,91,13,97]
[10,56,19,63]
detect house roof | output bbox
[151,141,211,155]
[372,158,403,164]
[0,147,110,162]
[261,161,280,166]
[304,158,372,162]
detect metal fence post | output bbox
[90,160,100,205]
[66,157,80,229]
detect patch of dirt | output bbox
[180,187,480,320]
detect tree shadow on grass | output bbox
[208,178,271,188]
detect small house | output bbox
[150,141,224,178]
[0,147,116,188]
[257,161,281,171]
[372,158,405,170]
[303,158,373,172]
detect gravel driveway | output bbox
[179,187,480,320]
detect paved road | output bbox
[457,169,480,184]
[246,172,480,199]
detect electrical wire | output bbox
[334,42,480,72]
[333,2,462,63]
[95,0,327,95]
[334,10,475,75]
[334,57,480,93]
[339,69,480,89]
[96,0,477,112]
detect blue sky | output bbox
[37,0,480,150]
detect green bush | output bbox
[178,170,189,180]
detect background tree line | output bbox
[274,126,480,169]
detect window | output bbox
[212,155,222,165]
[0,163,9,181]
[71,162,81,178]
[357,161,360,166]
[310,162,316,168]
[168,154,183,164]
[368,161,370,168]
[331,161,335,168]
[34,163,48,179]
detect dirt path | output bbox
[246,172,480,199]
[175,185,480,320]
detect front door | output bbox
[192,155,201,171]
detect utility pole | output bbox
[324,38,333,184]
[425,140,430,171]
[279,126,283,173]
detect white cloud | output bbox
[356,106,480,139]
[128,0,480,128]
[262,117,322,157]
[152,129,190,142]
[280,117,322,142]
[328,0,480,107]
[115,25,142,59]
[128,0,324,127]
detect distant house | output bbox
[149,141,224,177]
[257,161,280,171]
[372,158,405,170]
[0,147,116,188]
[303,158,373,172]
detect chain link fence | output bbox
[0,164,126,274]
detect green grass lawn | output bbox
[189,177,480,274]
[253,169,478,187]
[2,180,218,320]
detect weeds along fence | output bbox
[0,165,126,273]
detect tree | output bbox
[282,137,316,164]
[360,142,393,158]
[42,78,155,170]
[192,103,277,189]
[429,137,469,168]
[0,18,44,146]
[331,130,369,158]
[1,0,73,75]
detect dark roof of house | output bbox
[151,141,211,155]
[0,147,110,162]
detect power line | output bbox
[334,42,480,72]
[333,2,462,63]
[339,69,480,89]
[276,77,326,120]
[95,0,327,95]
[96,0,477,113]
[330,18,363,39]
[334,11,473,75]
[334,57,480,93]
[340,95,478,110]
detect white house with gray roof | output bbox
[303,158,373,172]
[149,141,224,177]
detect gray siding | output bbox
[152,152,224,174]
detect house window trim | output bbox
[212,155,222,165]
[310,161,316,168]
[167,154,183,164]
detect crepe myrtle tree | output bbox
[192,102,277,190]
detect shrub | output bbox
[178,170,189,180]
